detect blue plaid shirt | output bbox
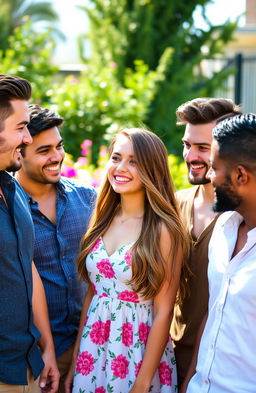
[27,178,96,357]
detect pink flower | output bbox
[99,292,108,298]
[105,320,111,341]
[110,61,118,68]
[77,157,88,166]
[138,323,151,344]
[61,164,77,178]
[135,360,143,377]
[96,259,115,278]
[90,238,102,253]
[91,177,101,188]
[81,148,89,156]
[111,354,129,379]
[124,249,132,266]
[81,139,92,149]
[117,290,139,303]
[122,322,133,347]
[158,361,172,386]
[90,320,110,345]
[76,351,94,376]
[95,388,106,393]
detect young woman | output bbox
[65,128,189,393]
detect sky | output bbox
[51,0,246,65]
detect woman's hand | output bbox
[64,359,76,393]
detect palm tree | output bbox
[0,0,62,52]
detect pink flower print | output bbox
[139,322,151,344]
[117,290,139,303]
[124,249,132,266]
[96,259,115,278]
[92,282,97,294]
[99,292,108,298]
[76,351,94,376]
[105,320,111,341]
[111,354,129,379]
[90,320,110,345]
[90,238,102,253]
[122,322,133,347]
[95,387,106,393]
[158,361,172,386]
[135,360,143,377]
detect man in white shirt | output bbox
[185,113,256,393]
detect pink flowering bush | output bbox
[61,141,108,189]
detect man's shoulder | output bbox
[214,211,238,229]
[176,186,197,203]
[60,177,95,192]
[60,177,97,200]
[2,172,29,201]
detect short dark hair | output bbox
[176,97,242,125]
[28,104,63,136]
[213,113,256,169]
[0,74,31,131]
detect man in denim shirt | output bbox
[16,104,96,392]
[0,75,59,391]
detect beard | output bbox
[188,173,211,185]
[6,160,22,172]
[212,180,242,213]
[187,162,211,185]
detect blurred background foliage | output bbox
[0,0,238,188]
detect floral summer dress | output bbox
[72,237,177,393]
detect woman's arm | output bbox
[129,224,183,393]
[64,283,94,393]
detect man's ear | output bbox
[233,165,248,186]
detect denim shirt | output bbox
[27,178,96,357]
[0,171,44,385]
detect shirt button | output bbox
[41,215,45,219]
[20,251,23,256]
[204,380,209,384]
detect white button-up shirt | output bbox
[187,211,256,393]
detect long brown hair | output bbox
[77,128,189,301]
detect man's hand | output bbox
[39,350,60,392]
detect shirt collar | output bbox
[25,178,67,206]
[0,171,15,185]
[221,210,256,237]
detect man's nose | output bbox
[23,126,32,145]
